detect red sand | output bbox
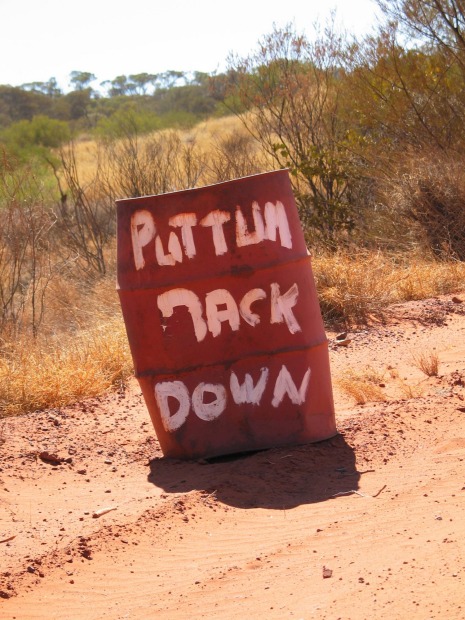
[1,294,464,619]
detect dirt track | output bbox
[1,295,465,619]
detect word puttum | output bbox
[131,200,293,270]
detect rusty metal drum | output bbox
[116,170,336,459]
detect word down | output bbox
[154,365,312,432]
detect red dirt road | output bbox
[1,295,465,619]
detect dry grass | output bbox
[336,363,427,404]
[313,251,394,325]
[0,314,133,417]
[336,366,387,405]
[1,247,464,417]
[412,350,440,377]
[313,251,465,326]
[183,115,246,150]
[2,121,465,418]
[71,114,266,189]
[398,380,425,399]
[0,263,134,418]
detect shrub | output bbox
[384,151,465,260]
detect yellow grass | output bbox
[71,115,252,186]
[182,115,246,149]
[312,251,465,325]
[398,380,425,399]
[2,119,465,417]
[336,366,387,405]
[2,247,465,417]
[0,315,133,417]
[412,350,440,377]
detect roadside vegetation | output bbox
[2,0,465,416]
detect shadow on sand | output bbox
[147,433,359,510]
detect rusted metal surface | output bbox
[116,170,336,459]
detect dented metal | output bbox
[116,170,336,459]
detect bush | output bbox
[384,151,465,260]
[94,105,161,139]
[0,115,70,162]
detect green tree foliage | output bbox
[69,71,97,91]
[21,77,62,97]
[155,70,186,89]
[94,104,161,138]
[0,86,52,126]
[127,73,158,94]
[104,75,130,97]
[153,84,218,119]
[0,68,226,134]
[348,24,465,152]
[0,115,71,163]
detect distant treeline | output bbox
[0,69,232,132]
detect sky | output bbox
[1,0,382,91]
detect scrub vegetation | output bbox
[2,0,465,416]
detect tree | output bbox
[0,86,49,125]
[94,104,161,138]
[61,89,94,121]
[21,77,62,97]
[348,22,465,152]
[377,1,465,63]
[227,24,358,244]
[105,75,130,97]
[128,73,158,95]
[189,71,211,86]
[362,2,465,255]
[69,71,97,91]
[0,115,70,162]
[156,70,186,89]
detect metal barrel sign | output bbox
[116,170,336,459]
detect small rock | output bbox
[322,566,333,579]
[39,452,63,465]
